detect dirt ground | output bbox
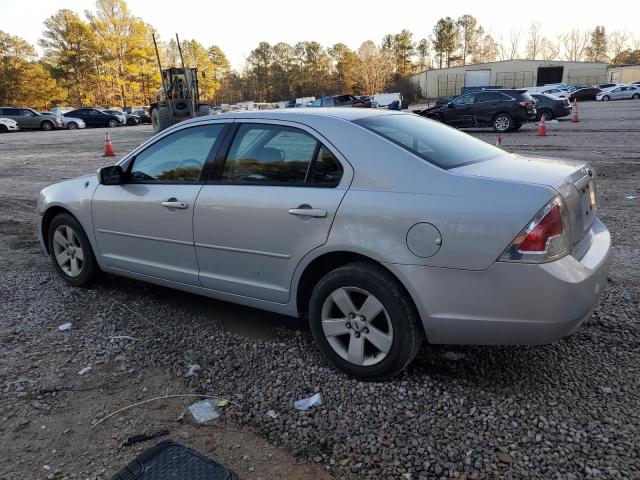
[1,100,639,479]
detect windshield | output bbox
[353,114,505,169]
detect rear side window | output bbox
[478,92,503,102]
[2,108,20,115]
[221,124,343,186]
[354,114,504,169]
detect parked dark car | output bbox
[124,106,151,124]
[63,108,121,128]
[530,93,572,120]
[415,89,536,132]
[569,87,601,102]
[0,107,62,130]
[309,95,372,108]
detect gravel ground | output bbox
[1,101,639,480]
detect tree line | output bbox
[0,0,638,109]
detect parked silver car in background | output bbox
[36,109,611,379]
[40,112,86,130]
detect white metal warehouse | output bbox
[410,59,609,99]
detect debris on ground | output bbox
[121,429,170,447]
[599,386,612,394]
[187,363,202,377]
[266,409,278,419]
[624,195,638,200]
[294,393,321,411]
[57,322,72,332]
[217,399,230,408]
[189,399,221,423]
[443,351,466,361]
[623,292,632,301]
[109,335,140,342]
[77,367,92,375]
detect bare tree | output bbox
[540,36,561,60]
[608,30,630,61]
[525,22,543,59]
[499,29,521,60]
[562,29,590,61]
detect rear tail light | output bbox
[499,196,570,263]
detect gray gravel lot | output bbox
[1,101,639,479]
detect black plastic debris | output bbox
[121,429,170,447]
[111,441,238,480]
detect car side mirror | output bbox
[98,165,124,185]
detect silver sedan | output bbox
[36,109,611,379]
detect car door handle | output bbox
[161,199,189,209]
[288,207,327,218]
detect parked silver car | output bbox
[40,112,86,130]
[36,109,611,379]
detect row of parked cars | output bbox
[0,106,152,133]
[537,82,640,102]
[414,81,640,133]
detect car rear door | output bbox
[442,93,476,127]
[92,122,228,285]
[472,91,502,126]
[0,108,22,127]
[193,120,352,303]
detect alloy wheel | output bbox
[67,122,77,130]
[52,225,84,277]
[42,121,53,131]
[321,287,393,366]
[494,115,511,132]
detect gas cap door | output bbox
[406,222,442,258]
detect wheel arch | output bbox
[41,206,80,254]
[294,250,421,326]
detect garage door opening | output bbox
[537,67,564,86]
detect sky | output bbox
[1,0,639,69]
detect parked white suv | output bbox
[0,117,19,132]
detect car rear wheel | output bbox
[309,262,424,380]
[492,113,512,132]
[537,108,554,121]
[41,120,54,131]
[48,213,101,287]
[602,95,610,101]
[108,119,119,128]
[67,122,78,130]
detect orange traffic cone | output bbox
[495,134,502,146]
[103,132,116,157]
[537,114,547,136]
[572,99,580,123]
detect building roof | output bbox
[411,59,609,77]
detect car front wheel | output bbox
[633,93,640,100]
[48,213,100,287]
[67,122,78,130]
[492,113,512,132]
[309,262,424,380]
[41,121,54,131]
[602,95,610,101]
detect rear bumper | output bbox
[388,218,611,345]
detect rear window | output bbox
[354,114,504,169]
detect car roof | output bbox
[180,107,405,125]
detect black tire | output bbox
[602,95,610,101]
[48,213,101,287]
[492,113,512,133]
[632,93,640,100]
[108,119,119,128]
[41,120,54,131]
[198,104,210,116]
[309,262,424,380]
[0,124,7,133]
[67,122,78,130]
[151,106,172,133]
[537,108,554,121]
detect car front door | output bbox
[18,109,40,128]
[193,121,352,303]
[92,122,228,285]
[441,93,476,127]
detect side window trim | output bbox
[207,121,344,188]
[124,123,230,185]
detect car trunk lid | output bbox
[453,154,597,255]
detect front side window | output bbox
[354,114,505,169]
[221,124,343,186]
[129,124,224,182]
[451,93,476,105]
